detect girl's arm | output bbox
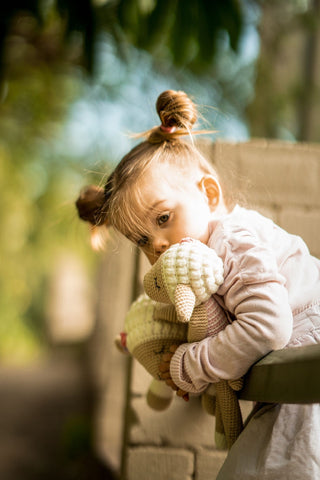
[170,231,293,394]
[170,281,293,393]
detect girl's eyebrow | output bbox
[150,199,166,210]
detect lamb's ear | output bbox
[174,284,196,322]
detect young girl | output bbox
[76,90,320,479]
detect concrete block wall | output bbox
[212,140,320,258]
[93,140,320,480]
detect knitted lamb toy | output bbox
[143,238,243,449]
[143,238,224,340]
[117,239,243,449]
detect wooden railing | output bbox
[240,343,320,403]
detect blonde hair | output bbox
[76,89,221,248]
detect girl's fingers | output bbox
[160,346,178,369]
[169,344,179,353]
[176,390,189,401]
[159,371,171,380]
[165,379,178,391]
[159,362,170,373]
[162,352,174,362]
[158,346,183,394]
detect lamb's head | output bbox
[143,238,224,322]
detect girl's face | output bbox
[128,163,221,264]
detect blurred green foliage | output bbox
[0,70,96,361]
[0,0,95,75]
[114,0,244,71]
[0,6,100,362]
[0,1,257,78]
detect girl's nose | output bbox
[153,237,169,255]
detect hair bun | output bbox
[76,185,106,226]
[156,90,197,131]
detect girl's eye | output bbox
[137,235,149,247]
[157,213,170,226]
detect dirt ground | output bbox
[0,348,118,480]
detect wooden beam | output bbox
[239,344,320,403]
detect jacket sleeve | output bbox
[170,231,293,394]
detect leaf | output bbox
[170,0,198,66]
[196,0,220,66]
[117,0,141,41]
[56,0,96,72]
[144,0,177,52]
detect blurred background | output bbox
[0,0,319,478]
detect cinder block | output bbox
[238,141,320,207]
[278,207,320,257]
[196,449,228,480]
[214,140,320,208]
[129,395,216,449]
[196,139,216,163]
[131,358,154,396]
[127,446,194,480]
[240,400,253,423]
[212,142,242,203]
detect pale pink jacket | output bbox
[170,205,320,393]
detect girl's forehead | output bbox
[138,162,198,193]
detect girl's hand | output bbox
[159,345,189,402]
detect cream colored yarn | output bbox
[144,238,224,307]
[124,293,188,378]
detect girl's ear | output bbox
[199,176,221,211]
